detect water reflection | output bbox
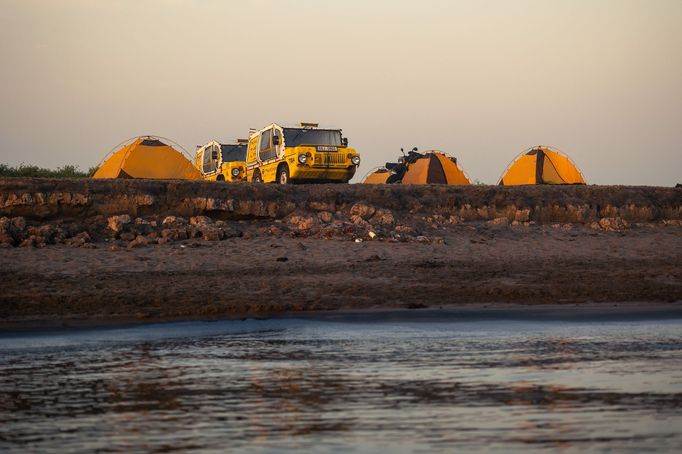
[0,319,681,452]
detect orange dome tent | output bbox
[93,136,201,180]
[363,150,471,185]
[362,167,392,184]
[401,151,471,185]
[499,146,585,185]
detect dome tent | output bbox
[362,167,392,184]
[362,150,471,185]
[401,151,471,185]
[92,136,201,180]
[499,146,586,185]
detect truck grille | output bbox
[314,153,347,166]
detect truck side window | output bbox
[202,148,212,173]
[260,129,271,152]
[259,129,275,161]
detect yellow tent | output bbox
[93,136,201,180]
[499,146,586,185]
[362,168,392,184]
[401,151,471,185]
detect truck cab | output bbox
[195,140,248,182]
[246,123,361,184]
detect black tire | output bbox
[252,170,263,183]
[277,164,290,185]
[216,174,225,182]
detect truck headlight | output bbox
[231,168,240,177]
[298,154,307,164]
[351,156,361,166]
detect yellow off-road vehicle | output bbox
[195,140,248,182]
[246,123,361,184]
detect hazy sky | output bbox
[1,0,680,184]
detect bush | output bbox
[0,163,96,178]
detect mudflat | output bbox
[1,223,681,329]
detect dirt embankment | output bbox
[0,178,681,328]
[1,178,681,224]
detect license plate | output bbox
[316,146,338,152]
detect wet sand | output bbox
[1,222,681,329]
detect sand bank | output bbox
[0,178,680,329]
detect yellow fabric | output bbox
[363,170,391,184]
[500,154,538,185]
[543,149,586,184]
[541,154,565,184]
[434,153,471,185]
[93,138,201,180]
[500,148,586,185]
[401,157,431,184]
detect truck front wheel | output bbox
[252,170,263,183]
[277,164,290,185]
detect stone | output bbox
[289,215,315,231]
[162,216,188,228]
[350,202,376,220]
[309,201,336,212]
[597,217,629,231]
[267,225,283,236]
[119,232,136,242]
[317,211,333,224]
[514,209,531,223]
[161,228,188,241]
[0,217,16,246]
[11,217,26,230]
[394,224,415,234]
[190,216,214,226]
[201,225,223,241]
[370,209,395,226]
[66,231,91,248]
[487,217,509,226]
[127,235,149,248]
[350,215,370,227]
[107,215,131,233]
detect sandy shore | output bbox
[1,179,681,329]
[1,222,681,329]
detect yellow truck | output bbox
[246,123,361,184]
[195,140,248,182]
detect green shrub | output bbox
[0,163,95,178]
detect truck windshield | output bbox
[283,128,343,147]
[220,144,247,163]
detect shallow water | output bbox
[1,317,681,453]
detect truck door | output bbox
[202,144,218,174]
[258,128,276,162]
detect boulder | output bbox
[119,232,136,242]
[350,202,376,220]
[107,215,131,233]
[487,217,509,226]
[65,231,92,248]
[190,216,214,226]
[317,211,333,224]
[370,209,395,226]
[597,217,629,231]
[289,215,315,231]
[201,225,223,241]
[127,235,149,248]
[162,216,188,228]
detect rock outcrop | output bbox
[0,178,680,247]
